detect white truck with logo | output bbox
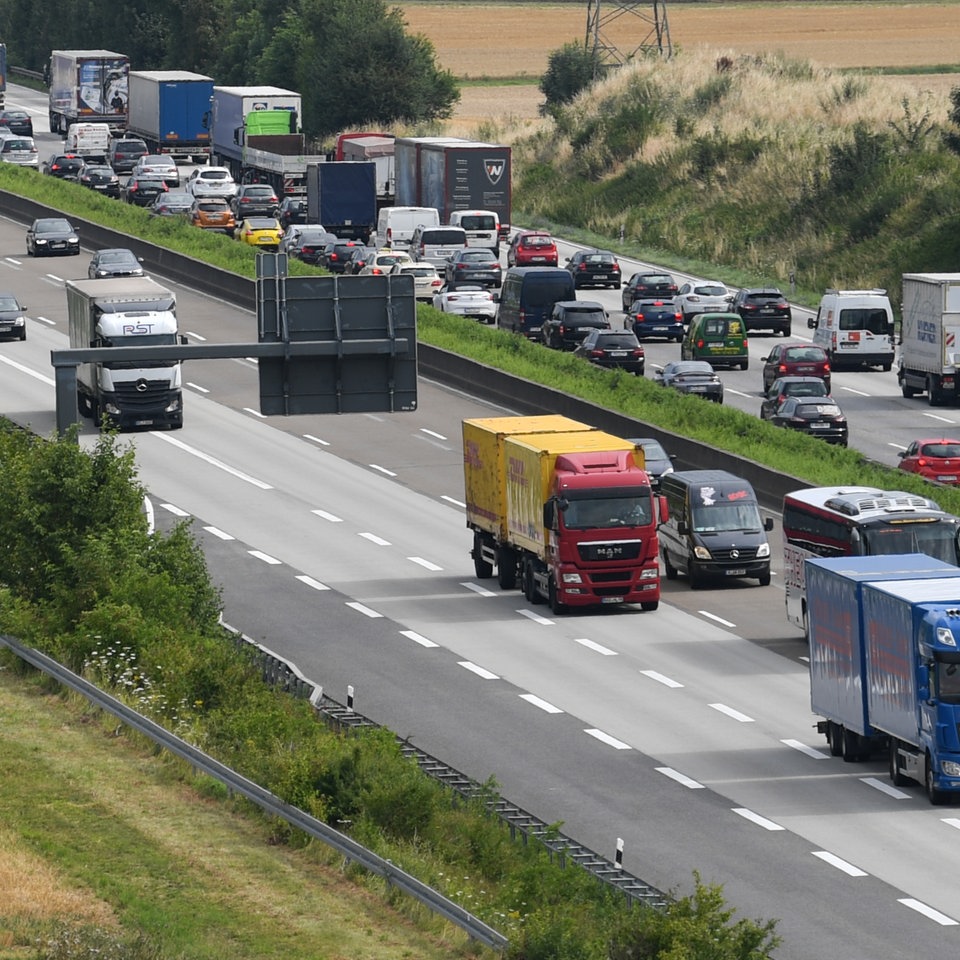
[66,277,185,430]
[65,122,111,162]
[808,288,895,370]
[898,272,960,406]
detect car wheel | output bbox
[18,330,26,341]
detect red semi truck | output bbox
[463,416,665,613]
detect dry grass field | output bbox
[398,1,960,132]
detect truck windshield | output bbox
[936,659,960,704]
[691,503,762,533]
[563,490,652,529]
[862,520,960,565]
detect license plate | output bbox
[810,423,828,429]
[761,308,774,313]
[601,596,623,604]
[725,568,747,576]
[134,419,155,426]
[593,274,608,280]
[94,184,109,190]
[531,256,546,262]
[51,242,65,248]
[938,475,958,482]
[609,350,628,357]
[690,386,707,392]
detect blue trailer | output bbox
[126,71,214,162]
[305,162,377,244]
[806,554,960,803]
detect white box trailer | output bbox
[899,272,960,405]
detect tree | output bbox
[539,42,603,113]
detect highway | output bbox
[4,83,960,959]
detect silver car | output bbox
[0,133,38,167]
[186,166,238,200]
[674,280,732,324]
[131,154,180,188]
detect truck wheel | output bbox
[548,579,566,616]
[640,600,659,611]
[76,390,91,419]
[889,740,910,786]
[840,727,861,763]
[827,722,843,757]
[497,546,517,590]
[881,362,892,372]
[926,754,947,805]
[523,562,542,604]
[472,533,493,579]
[662,549,677,580]
[901,380,917,398]
[928,377,945,406]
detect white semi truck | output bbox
[899,272,960,406]
[66,277,185,430]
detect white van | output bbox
[376,206,440,249]
[448,209,501,256]
[65,122,111,162]
[808,288,895,370]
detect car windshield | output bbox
[298,232,327,243]
[38,219,72,233]
[199,201,228,210]
[522,235,552,247]
[203,170,230,181]
[838,307,889,334]
[674,362,714,375]
[782,382,827,397]
[595,334,636,347]
[585,254,615,263]
[243,187,275,197]
[460,215,496,230]
[638,440,668,460]
[461,251,494,261]
[0,296,20,310]
[116,141,146,153]
[405,266,437,276]
[922,443,960,458]
[640,275,671,284]
[793,402,841,418]
[695,285,726,295]
[749,292,783,304]
[84,165,112,175]
[246,218,278,229]
[784,347,825,362]
[99,251,136,263]
[562,490,653,529]
[692,503,763,534]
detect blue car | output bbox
[626,298,684,341]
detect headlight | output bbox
[640,567,658,579]
[694,546,712,560]
[35,238,47,244]
[936,627,957,647]
[941,760,960,778]
[561,572,583,584]
[757,543,770,559]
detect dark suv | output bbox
[231,184,280,218]
[565,248,621,289]
[540,300,610,350]
[731,287,792,336]
[108,137,149,174]
[0,109,33,137]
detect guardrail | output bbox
[9,65,44,81]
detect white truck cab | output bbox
[808,288,895,370]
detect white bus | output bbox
[782,485,960,633]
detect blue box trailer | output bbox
[806,554,960,760]
[126,70,215,161]
[305,162,377,244]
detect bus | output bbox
[783,485,960,633]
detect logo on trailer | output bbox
[484,158,505,185]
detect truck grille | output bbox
[578,541,643,562]
[711,546,759,562]
[114,379,174,410]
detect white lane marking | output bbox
[709,703,754,722]
[312,509,342,522]
[812,851,868,876]
[923,412,956,424]
[732,808,784,831]
[304,434,330,446]
[699,610,736,628]
[46,273,64,282]
[839,386,870,397]
[941,818,960,830]
[36,315,55,327]
[400,629,438,648]
[656,767,705,788]
[186,382,210,393]
[143,495,155,534]
[160,503,190,517]
[584,729,632,750]
[408,556,442,571]
[185,330,206,341]
[641,669,683,688]
[459,661,499,679]
[518,609,553,624]
[249,550,280,564]
[243,407,267,419]
[898,899,959,925]
[359,532,391,546]
[346,601,382,618]
[4,256,22,265]
[520,693,563,713]
[725,388,752,399]
[0,353,54,385]
[860,777,912,799]
[573,637,617,655]
[782,739,830,759]
[153,434,273,488]
[203,525,234,540]
[420,428,447,440]
[462,582,497,597]
[295,575,329,591]
[442,495,466,508]
[887,441,907,450]
[370,463,397,477]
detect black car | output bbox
[343,245,376,274]
[621,271,678,311]
[150,192,194,217]
[769,396,848,445]
[41,152,83,180]
[322,239,363,273]
[0,292,28,340]
[108,137,149,174]
[625,437,676,489]
[77,162,121,198]
[654,360,724,403]
[626,299,684,342]
[231,184,281,219]
[573,329,644,374]
[291,230,333,264]
[123,175,168,206]
[277,197,308,230]
[731,287,792,336]
[540,300,610,350]
[88,248,144,280]
[444,248,502,288]
[0,109,33,137]
[760,376,830,420]
[565,249,621,289]
[26,218,80,257]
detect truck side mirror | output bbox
[678,520,689,536]
[492,292,500,303]
[658,495,669,525]
[179,334,188,345]
[764,517,774,532]
[918,663,931,702]
[807,316,816,329]
[543,500,555,529]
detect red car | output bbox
[760,342,831,392]
[507,230,558,267]
[898,438,960,484]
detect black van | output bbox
[497,267,576,340]
[659,470,773,588]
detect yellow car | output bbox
[235,217,283,249]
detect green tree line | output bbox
[0,0,459,136]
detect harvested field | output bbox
[398,2,960,132]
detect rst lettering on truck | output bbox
[463,415,665,614]
[66,277,186,430]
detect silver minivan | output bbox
[410,225,469,268]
